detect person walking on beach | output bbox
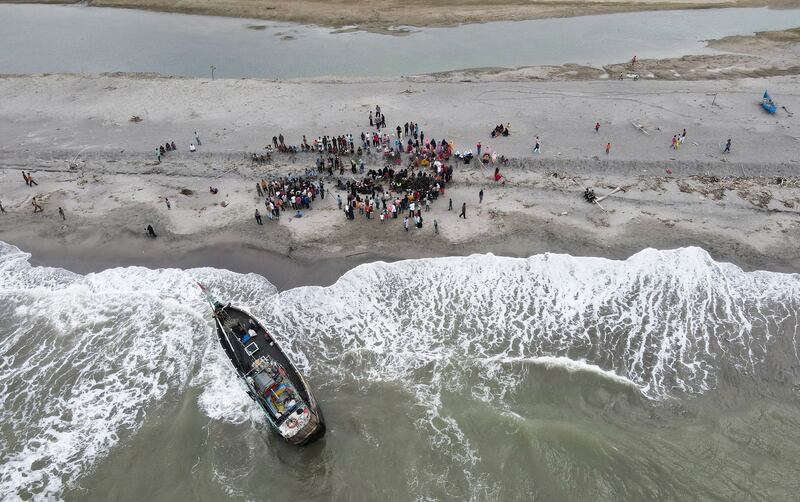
[403,216,409,232]
[337,194,342,210]
[671,135,678,150]
[22,171,30,186]
[595,122,600,133]
[433,218,438,234]
[32,197,43,213]
[369,111,373,127]
[459,202,466,219]
[0,201,5,213]
[27,172,38,186]
[533,136,541,153]
[605,142,611,155]
[448,198,453,211]
[255,209,262,225]
[723,139,732,154]
[165,198,171,210]
[479,189,484,204]
[476,142,481,156]
[194,131,201,146]
[58,207,65,220]
[146,224,157,238]
[256,183,263,197]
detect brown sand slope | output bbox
[1,0,791,30]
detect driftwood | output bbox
[592,186,625,212]
[631,122,650,135]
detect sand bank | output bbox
[2,0,793,31]
[0,73,799,277]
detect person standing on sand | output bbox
[337,194,342,210]
[165,198,171,210]
[32,197,43,213]
[146,224,157,238]
[533,136,541,153]
[671,135,677,150]
[0,201,5,213]
[448,198,453,211]
[189,143,196,152]
[433,219,438,234]
[605,142,611,155]
[22,171,30,186]
[595,122,600,133]
[256,183,263,197]
[58,207,65,220]
[194,131,201,146]
[723,139,732,154]
[255,209,262,225]
[369,111,373,127]
[479,189,484,204]
[403,216,409,232]
[459,202,466,219]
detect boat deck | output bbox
[215,306,311,404]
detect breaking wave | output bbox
[0,241,798,499]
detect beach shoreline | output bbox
[1,73,799,280]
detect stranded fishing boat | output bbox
[198,283,325,446]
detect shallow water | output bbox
[1,5,800,78]
[1,242,799,500]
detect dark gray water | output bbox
[1,5,800,78]
[1,243,800,500]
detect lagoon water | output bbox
[1,243,799,500]
[1,5,800,78]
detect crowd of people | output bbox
[253,175,325,221]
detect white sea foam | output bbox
[490,356,638,388]
[1,242,798,500]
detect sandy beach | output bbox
[3,0,795,30]
[0,72,798,277]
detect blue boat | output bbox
[762,90,777,114]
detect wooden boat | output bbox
[199,284,325,446]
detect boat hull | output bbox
[212,304,326,446]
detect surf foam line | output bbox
[266,247,800,400]
[0,242,278,500]
[489,355,638,388]
[2,242,799,500]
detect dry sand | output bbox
[2,0,793,31]
[0,73,799,276]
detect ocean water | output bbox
[1,241,799,500]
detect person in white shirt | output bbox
[189,143,196,152]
